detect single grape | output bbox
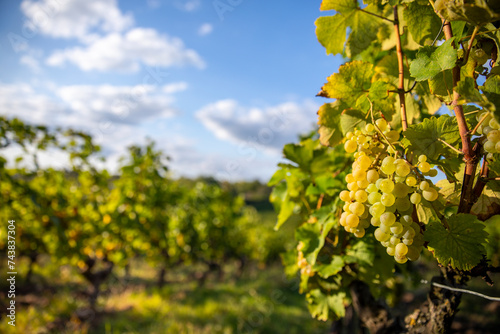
[370,202,386,218]
[395,197,412,212]
[410,192,421,204]
[346,173,355,183]
[349,202,365,216]
[394,254,408,264]
[426,169,438,177]
[483,126,493,135]
[340,190,351,202]
[396,163,411,177]
[374,228,390,242]
[366,183,379,193]
[354,229,366,238]
[419,180,430,191]
[403,238,413,245]
[347,182,359,192]
[418,161,431,173]
[385,130,400,143]
[357,134,367,144]
[368,192,382,205]
[386,247,396,256]
[367,169,379,183]
[376,118,388,132]
[418,155,427,163]
[403,227,416,239]
[339,212,348,226]
[395,243,409,257]
[381,241,391,247]
[381,163,396,175]
[390,236,400,246]
[357,179,369,189]
[379,179,395,193]
[405,175,417,187]
[346,214,360,228]
[484,140,496,153]
[371,216,381,226]
[401,215,413,225]
[380,212,396,226]
[393,182,409,198]
[358,155,372,170]
[390,222,403,234]
[490,118,500,129]
[354,190,368,203]
[359,219,370,229]
[422,188,439,201]
[381,193,396,207]
[345,139,357,153]
[406,245,421,261]
[346,132,354,140]
[353,168,367,182]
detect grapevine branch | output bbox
[394,6,408,132]
[442,20,478,213]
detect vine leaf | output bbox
[402,115,461,161]
[436,179,461,206]
[435,0,500,25]
[315,4,381,57]
[318,101,346,147]
[425,213,488,271]
[481,75,500,122]
[471,185,500,221]
[340,109,367,136]
[315,255,345,278]
[410,38,458,81]
[320,61,374,105]
[296,218,335,266]
[306,289,346,321]
[404,1,443,46]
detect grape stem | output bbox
[358,8,394,24]
[437,138,463,155]
[367,98,397,152]
[470,110,492,136]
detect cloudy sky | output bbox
[0,0,342,181]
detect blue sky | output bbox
[0,0,342,181]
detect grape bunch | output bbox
[476,111,500,159]
[297,242,314,276]
[339,118,440,264]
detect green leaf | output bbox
[283,143,314,169]
[320,61,374,105]
[436,179,461,206]
[425,213,488,271]
[415,81,443,114]
[481,75,500,122]
[410,38,458,81]
[343,239,374,266]
[340,109,367,135]
[402,115,461,160]
[315,6,381,57]
[296,220,335,266]
[320,0,357,11]
[306,289,346,321]
[416,199,442,225]
[318,102,346,147]
[435,0,500,25]
[404,1,443,45]
[471,185,500,221]
[429,69,454,102]
[315,256,345,278]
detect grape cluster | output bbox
[339,118,440,264]
[476,112,500,159]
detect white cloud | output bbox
[46,28,205,72]
[198,23,213,36]
[196,99,318,153]
[173,0,201,12]
[20,54,42,73]
[21,0,134,41]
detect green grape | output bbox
[357,155,372,170]
[369,202,386,218]
[367,169,379,183]
[366,183,378,193]
[422,188,438,201]
[386,246,396,256]
[349,202,365,216]
[411,222,421,234]
[379,179,395,193]
[381,163,396,175]
[385,204,397,213]
[354,190,368,203]
[484,140,496,153]
[360,206,370,219]
[359,219,370,229]
[401,215,413,225]
[365,123,375,133]
[403,238,413,245]
[406,245,421,261]
[379,212,396,226]
[352,168,367,182]
[354,229,366,238]
[343,202,350,212]
[357,179,369,189]
[382,156,395,167]
[374,228,390,242]
[357,134,367,144]
[381,241,391,247]
[340,190,351,202]
[418,161,431,173]
[346,131,354,139]
[371,216,381,226]
[346,173,355,183]
[395,197,411,212]
[403,227,415,239]
[355,130,362,136]
[394,175,406,183]
[418,155,427,163]
[419,180,430,191]
[389,236,399,246]
[490,118,500,129]
[385,130,400,143]
[395,163,410,177]
[347,182,359,191]
[379,223,392,233]
[339,212,348,226]
[405,175,417,187]
[381,193,396,207]
[426,169,438,177]
[394,254,408,264]
[393,182,409,198]
[390,222,404,235]
[368,192,382,204]
[395,242,409,257]
[410,192,421,204]
[345,139,357,153]
[376,118,388,132]
[483,126,493,135]
[346,214,360,228]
